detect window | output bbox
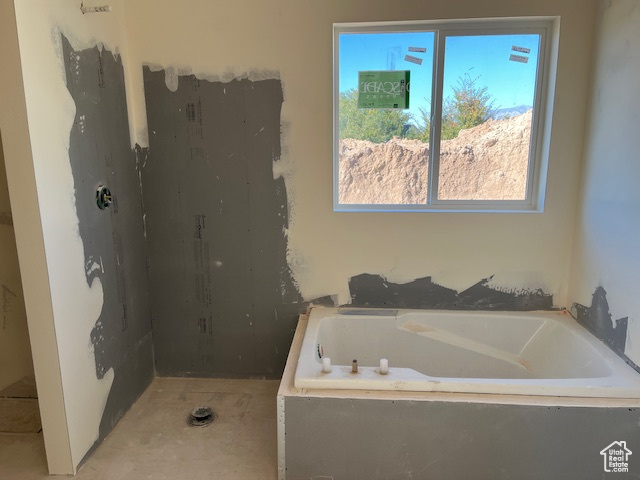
[333,18,558,212]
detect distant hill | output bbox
[492,105,532,120]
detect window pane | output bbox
[437,34,540,201]
[338,31,435,205]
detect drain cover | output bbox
[187,406,216,427]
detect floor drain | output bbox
[187,406,216,427]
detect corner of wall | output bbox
[566,0,640,368]
[0,0,74,474]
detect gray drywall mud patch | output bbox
[62,36,154,443]
[458,276,553,310]
[574,286,636,371]
[348,273,553,310]
[349,274,458,309]
[142,67,301,377]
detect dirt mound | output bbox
[338,110,533,205]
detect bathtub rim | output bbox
[279,310,640,407]
[294,307,640,398]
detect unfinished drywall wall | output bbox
[574,287,630,364]
[348,273,553,310]
[569,0,640,367]
[0,132,34,392]
[61,36,153,443]
[123,0,596,315]
[142,68,301,376]
[10,0,145,473]
[284,395,640,479]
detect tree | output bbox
[339,73,495,144]
[441,73,496,140]
[339,89,412,143]
[405,102,431,143]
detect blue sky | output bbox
[339,31,540,119]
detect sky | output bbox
[339,31,541,120]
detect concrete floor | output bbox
[0,378,279,479]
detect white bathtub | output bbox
[294,307,640,398]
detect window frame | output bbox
[333,17,558,213]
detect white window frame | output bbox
[333,17,559,213]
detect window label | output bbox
[357,70,410,109]
[512,45,531,54]
[509,53,529,63]
[404,54,423,65]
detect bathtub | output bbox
[279,307,640,479]
[293,307,640,398]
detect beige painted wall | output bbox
[569,0,640,365]
[0,133,34,391]
[6,0,136,473]
[123,0,596,306]
[0,0,72,474]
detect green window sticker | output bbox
[357,71,410,109]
